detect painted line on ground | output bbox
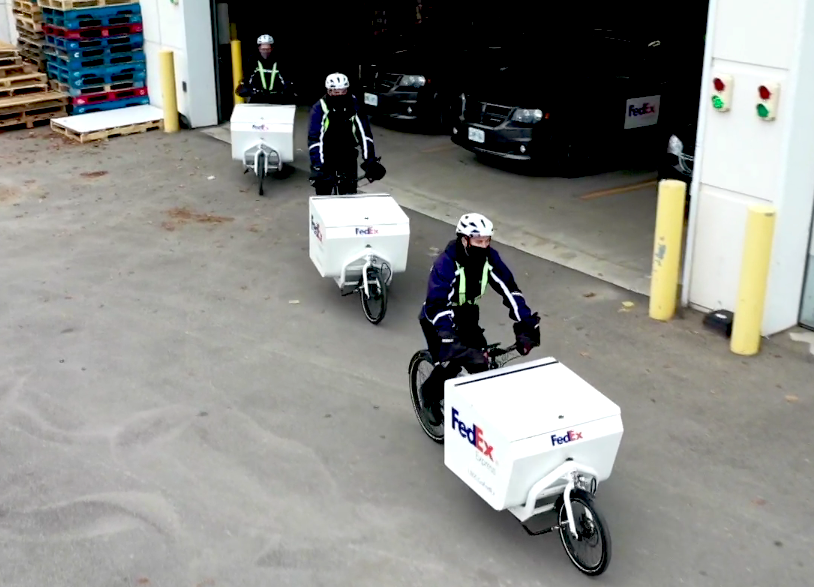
[579,179,659,201]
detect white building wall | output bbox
[684,0,814,335]
[0,1,19,46]
[139,0,217,128]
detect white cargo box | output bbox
[444,357,624,511]
[230,104,296,163]
[309,194,410,282]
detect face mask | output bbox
[466,244,488,263]
[327,94,351,109]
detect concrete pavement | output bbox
[201,106,662,296]
[0,126,812,587]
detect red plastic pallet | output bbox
[42,22,142,39]
[71,85,147,105]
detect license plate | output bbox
[364,92,378,107]
[468,127,485,143]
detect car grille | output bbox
[464,101,512,127]
[375,73,401,92]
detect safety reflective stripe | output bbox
[455,261,490,306]
[315,98,329,164]
[354,114,371,160]
[257,61,279,91]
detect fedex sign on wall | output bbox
[624,95,661,129]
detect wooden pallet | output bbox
[0,63,34,79]
[38,0,138,9]
[12,0,42,14]
[0,72,48,88]
[0,56,23,69]
[0,42,17,59]
[0,80,48,98]
[15,16,44,34]
[13,8,44,23]
[0,92,69,129]
[51,117,163,143]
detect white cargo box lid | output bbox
[311,193,409,228]
[230,104,296,125]
[447,357,621,442]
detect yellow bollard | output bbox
[730,205,777,356]
[159,49,179,133]
[231,39,244,104]
[649,179,688,321]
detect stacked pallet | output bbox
[12,0,47,71]
[0,42,69,130]
[41,0,148,115]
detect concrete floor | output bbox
[1,126,812,587]
[202,107,665,296]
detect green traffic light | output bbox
[712,95,724,109]
[757,104,769,118]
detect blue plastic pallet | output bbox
[60,79,146,97]
[46,49,145,70]
[42,5,141,29]
[47,60,146,88]
[71,94,150,115]
[44,42,142,61]
[46,32,144,51]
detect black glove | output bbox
[236,83,251,98]
[361,157,386,181]
[513,312,541,356]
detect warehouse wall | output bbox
[685,0,814,335]
[139,0,217,128]
[0,1,19,46]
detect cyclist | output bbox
[308,72,386,195]
[235,34,294,104]
[418,213,541,425]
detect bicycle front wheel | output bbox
[360,266,387,324]
[408,350,444,444]
[558,489,612,576]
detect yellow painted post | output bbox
[649,179,688,321]
[159,49,179,133]
[730,205,777,356]
[231,39,244,104]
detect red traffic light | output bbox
[759,85,772,100]
[713,77,725,91]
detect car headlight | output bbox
[667,134,684,156]
[400,75,426,88]
[512,108,543,124]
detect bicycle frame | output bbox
[335,246,394,295]
[507,460,600,539]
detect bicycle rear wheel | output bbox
[360,266,387,324]
[408,350,444,443]
[558,489,612,576]
[257,152,266,196]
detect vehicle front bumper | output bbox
[450,120,539,161]
[362,88,429,120]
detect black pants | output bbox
[313,150,359,195]
[419,310,489,406]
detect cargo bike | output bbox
[309,193,410,325]
[409,344,624,576]
[230,102,296,196]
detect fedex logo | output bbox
[311,215,323,242]
[628,102,656,117]
[355,227,379,235]
[451,408,494,460]
[551,430,584,446]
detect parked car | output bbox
[360,32,510,133]
[450,30,667,175]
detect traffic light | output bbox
[756,82,780,121]
[711,74,733,112]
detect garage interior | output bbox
[203,0,711,295]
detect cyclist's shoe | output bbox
[426,398,443,427]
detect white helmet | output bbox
[325,73,350,90]
[456,213,494,237]
[257,34,274,45]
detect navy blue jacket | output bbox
[307,94,376,169]
[420,240,535,334]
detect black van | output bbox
[451,30,667,175]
